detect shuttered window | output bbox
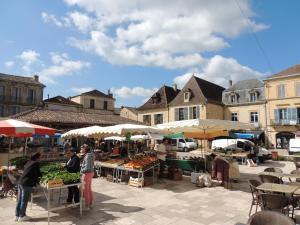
[277,84,286,98]
[296,82,300,97]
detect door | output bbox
[276,132,295,149]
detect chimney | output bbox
[108,89,113,97]
[47,94,49,99]
[33,75,39,82]
[229,80,233,87]
[172,83,177,92]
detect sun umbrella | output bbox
[62,126,102,138]
[104,136,126,141]
[0,119,55,137]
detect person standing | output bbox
[156,138,168,178]
[15,153,42,222]
[80,144,94,210]
[65,148,80,204]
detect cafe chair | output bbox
[294,161,300,170]
[247,211,295,225]
[259,193,290,216]
[264,167,283,173]
[289,169,300,183]
[258,174,281,184]
[248,180,262,217]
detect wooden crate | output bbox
[129,177,144,187]
[47,179,63,188]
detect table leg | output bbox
[48,189,50,225]
[80,184,82,217]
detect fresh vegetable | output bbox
[9,156,29,169]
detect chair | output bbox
[247,211,295,225]
[258,174,281,184]
[259,193,290,215]
[288,169,300,183]
[294,161,300,170]
[248,180,262,216]
[264,167,283,173]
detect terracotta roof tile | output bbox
[44,96,81,106]
[268,64,300,79]
[0,73,45,87]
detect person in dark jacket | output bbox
[65,148,80,204]
[15,153,42,222]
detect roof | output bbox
[11,108,140,126]
[114,107,121,115]
[0,73,45,87]
[267,63,300,79]
[121,106,138,114]
[225,79,264,92]
[137,85,180,110]
[72,89,113,99]
[170,76,225,106]
[44,96,81,106]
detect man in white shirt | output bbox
[157,138,168,178]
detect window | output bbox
[103,101,108,110]
[277,84,286,98]
[184,92,190,102]
[11,87,20,102]
[175,107,188,121]
[250,112,259,123]
[230,95,236,104]
[0,86,4,100]
[0,105,4,117]
[296,82,300,97]
[278,108,287,120]
[250,93,257,102]
[154,114,163,124]
[28,89,36,104]
[189,106,199,119]
[179,108,185,120]
[90,99,95,109]
[179,139,185,143]
[11,106,20,115]
[231,113,238,121]
[143,115,151,125]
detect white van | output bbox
[289,139,300,154]
[169,138,198,152]
[212,138,271,160]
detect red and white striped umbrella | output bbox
[0,119,56,137]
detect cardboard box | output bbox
[47,179,63,188]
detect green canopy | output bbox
[164,132,184,139]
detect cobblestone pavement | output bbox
[0,161,299,225]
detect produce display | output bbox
[9,156,29,169]
[40,163,80,186]
[96,159,125,168]
[123,156,158,170]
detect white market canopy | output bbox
[156,119,255,139]
[104,136,126,141]
[62,126,101,138]
[85,124,160,138]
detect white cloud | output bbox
[4,61,14,68]
[18,50,40,73]
[173,55,264,88]
[71,87,94,94]
[61,0,268,68]
[111,86,158,99]
[39,53,91,83]
[68,11,93,32]
[41,12,71,27]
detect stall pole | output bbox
[24,138,28,156]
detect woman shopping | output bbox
[80,144,94,210]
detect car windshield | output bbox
[185,139,194,142]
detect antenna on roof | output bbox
[47,94,49,99]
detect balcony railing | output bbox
[0,95,39,105]
[271,119,300,126]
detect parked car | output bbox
[289,139,300,155]
[169,138,198,152]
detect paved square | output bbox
[1,161,299,225]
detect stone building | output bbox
[120,107,138,122]
[0,73,44,117]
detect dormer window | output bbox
[184,91,190,102]
[151,93,161,104]
[250,92,257,102]
[230,94,236,104]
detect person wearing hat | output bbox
[65,148,80,204]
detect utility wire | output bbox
[234,0,274,73]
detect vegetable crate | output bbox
[129,177,144,187]
[47,179,63,188]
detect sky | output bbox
[1,0,300,107]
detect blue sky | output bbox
[1,0,300,107]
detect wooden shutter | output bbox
[189,107,193,119]
[175,108,179,121]
[274,109,279,122]
[184,107,188,120]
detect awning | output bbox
[294,131,300,137]
[234,130,264,139]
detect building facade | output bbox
[223,79,267,142]
[70,89,115,114]
[120,107,138,122]
[264,64,300,149]
[0,73,44,117]
[169,76,225,121]
[137,85,180,126]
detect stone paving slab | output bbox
[1,161,300,225]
